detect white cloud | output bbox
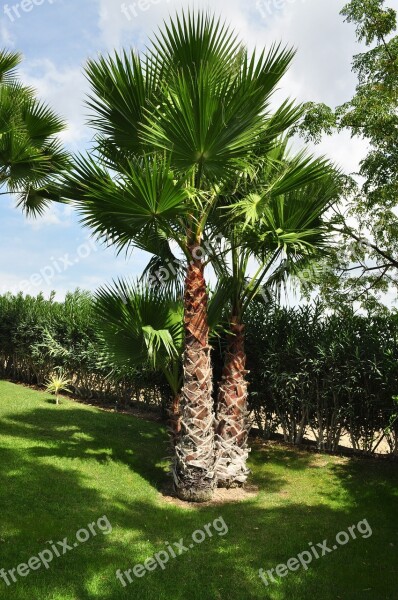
[96,0,275,50]
[0,17,15,46]
[24,204,74,230]
[19,59,89,150]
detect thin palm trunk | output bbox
[216,316,250,487]
[173,250,216,501]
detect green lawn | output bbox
[0,380,397,600]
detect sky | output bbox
[0,0,381,299]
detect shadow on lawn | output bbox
[0,405,316,496]
[0,404,169,488]
[0,404,397,600]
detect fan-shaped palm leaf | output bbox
[0,50,69,216]
[95,279,183,394]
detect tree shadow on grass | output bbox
[0,404,169,488]
[0,450,396,600]
[1,405,313,498]
[0,400,397,599]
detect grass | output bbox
[0,380,397,600]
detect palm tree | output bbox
[94,279,184,442]
[212,146,340,487]
[0,50,69,215]
[60,12,326,501]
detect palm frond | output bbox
[21,96,66,142]
[0,60,69,216]
[227,152,336,227]
[142,23,295,179]
[0,50,22,83]
[94,279,183,380]
[62,154,190,253]
[149,11,241,82]
[208,276,235,331]
[85,50,161,155]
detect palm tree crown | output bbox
[0,50,69,216]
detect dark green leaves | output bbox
[142,42,295,178]
[0,50,21,83]
[341,0,396,44]
[0,49,69,216]
[86,50,160,155]
[64,155,189,253]
[149,12,241,82]
[95,279,183,385]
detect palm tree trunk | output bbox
[215,316,250,487]
[168,394,181,448]
[173,250,216,502]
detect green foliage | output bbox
[1,291,398,454]
[94,279,183,396]
[294,0,398,308]
[0,291,169,409]
[299,1,398,187]
[341,0,396,44]
[211,143,339,319]
[60,10,313,269]
[0,49,70,215]
[245,302,398,455]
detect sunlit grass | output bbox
[0,380,397,599]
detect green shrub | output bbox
[0,291,169,410]
[245,302,398,455]
[1,292,397,454]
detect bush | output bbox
[1,292,397,454]
[245,302,398,455]
[0,291,170,411]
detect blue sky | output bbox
[0,0,370,299]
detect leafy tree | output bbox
[0,50,69,215]
[296,0,398,310]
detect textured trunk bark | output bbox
[168,394,181,448]
[215,316,250,487]
[173,252,216,502]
